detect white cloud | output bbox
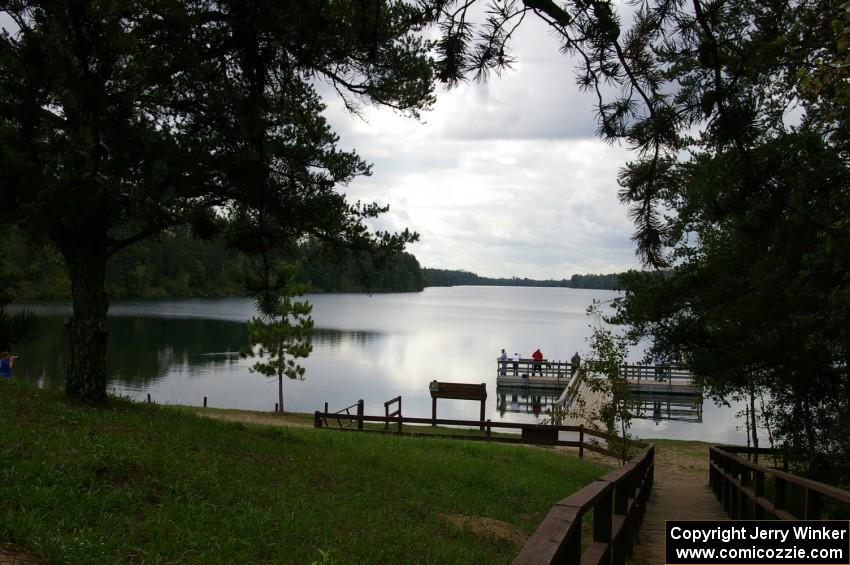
[320,13,645,279]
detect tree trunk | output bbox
[749,389,759,454]
[63,242,110,405]
[277,339,284,414]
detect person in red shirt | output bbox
[532,349,543,376]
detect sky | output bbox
[319,12,643,280]
[1,8,643,280]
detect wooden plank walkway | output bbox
[629,443,728,565]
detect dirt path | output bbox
[629,440,728,565]
[180,406,314,428]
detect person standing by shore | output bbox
[1,352,14,378]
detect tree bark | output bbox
[63,241,110,405]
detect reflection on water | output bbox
[496,388,561,418]
[15,318,381,390]
[10,288,752,444]
[629,393,703,424]
[311,328,381,348]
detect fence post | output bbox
[486,419,491,439]
[384,401,389,430]
[275,402,278,412]
[480,384,486,431]
[804,488,821,519]
[203,396,207,408]
[740,466,751,519]
[314,411,321,428]
[579,425,584,459]
[146,393,151,403]
[357,399,364,431]
[593,486,613,563]
[774,476,786,518]
[754,469,765,519]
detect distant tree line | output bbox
[5,227,629,299]
[421,268,624,290]
[2,228,424,299]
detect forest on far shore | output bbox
[2,228,623,299]
[421,269,622,290]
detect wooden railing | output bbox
[322,400,364,430]
[313,411,646,459]
[553,369,583,412]
[383,396,401,431]
[513,445,655,565]
[498,358,573,379]
[709,445,850,519]
[497,359,693,382]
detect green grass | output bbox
[0,381,609,564]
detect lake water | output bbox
[10,286,750,444]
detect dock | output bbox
[495,357,699,395]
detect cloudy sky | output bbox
[320,13,643,280]
[1,8,642,280]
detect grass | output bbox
[0,381,609,564]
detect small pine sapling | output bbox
[241,262,313,414]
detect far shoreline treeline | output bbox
[421,268,621,290]
[3,227,623,300]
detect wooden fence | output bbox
[709,445,850,519]
[320,400,364,430]
[513,445,655,565]
[314,408,646,459]
[384,396,401,431]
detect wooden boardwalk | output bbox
[629,443,728,565]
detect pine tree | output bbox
[241,262,312,415]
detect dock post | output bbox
[579,425,584,459]
[203,396,207,408]
[357,399,364,430]
[275,402,279,412]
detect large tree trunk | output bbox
[63,242,110,405]
[749,389,759,452]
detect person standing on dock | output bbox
[570,352,581,376]
[532,348,543,376]
[654,357,665,381]
[499,349,508,376]
[512,352,520,375]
